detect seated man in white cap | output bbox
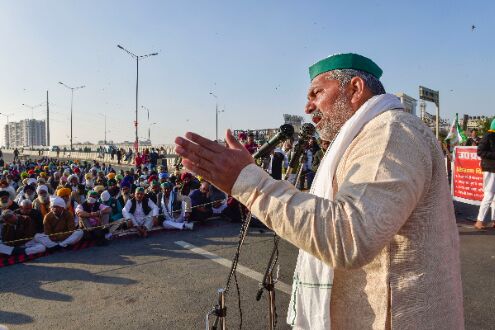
[76,190,111,245]
[67,174,79,192]
[122,187,159,238]
[34,197,84,249]
[32,185,52,218]
[160,182,194,230]
[0,209,46,256]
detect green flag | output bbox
[445,113,467,144]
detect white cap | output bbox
[26,178,37,186]
[50,197,66,208]
[36,185,49,194]
[100,190,111,202]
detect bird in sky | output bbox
[471,25,476,31]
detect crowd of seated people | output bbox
[0,157,231,257]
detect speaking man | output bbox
[175,53,464,329]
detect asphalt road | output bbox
[0,220,297,330]
[0,153,494,329]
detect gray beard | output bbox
[316,93,354,142]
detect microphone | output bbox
[284,123,315,181]
[253,124,294,159]
[287,123,316,168]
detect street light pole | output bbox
[59,82,85,151]
[209,92,219,141]
[98,113,107,144]
[136,56,139,149]
[149,122,157,142]
[117,44,158,154]
[141,105,151,141]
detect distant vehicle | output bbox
[51,146,60,151]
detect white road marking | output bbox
[174,240,292,295]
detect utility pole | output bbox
[46,90,50,146]
[102,113,107,144]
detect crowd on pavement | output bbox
[0,156,234,257]
[98,146,169,166]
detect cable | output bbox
[216,203,252,329]
[233,268,242,329]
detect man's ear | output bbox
[348,76,367,107]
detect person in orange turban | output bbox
[56,187,75,217]
[56,188,71,198]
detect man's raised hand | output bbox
[174,129,254,194]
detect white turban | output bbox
[36,185,49,194]
[50,197,66,208]
[100,190,111,202]
[26,178,37,186]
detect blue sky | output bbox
[0,0,493,146]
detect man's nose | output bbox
[305,100,315,114]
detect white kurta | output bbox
[231,109,464,329]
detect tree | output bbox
[478,117,494,136]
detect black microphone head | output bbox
[301,123,316,138]
[279,124,294,139]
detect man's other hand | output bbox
[174,129,254,194]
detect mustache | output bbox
[312,109,323,118]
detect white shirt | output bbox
[122,198,159,226]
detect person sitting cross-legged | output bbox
[189,182,213,222]
[147,180,162,205]
[0,209,46,256]
[32,185,51,219]
[15,199,44,234]
[76,191,112,245]
[100,190,123,223]
[34,197,84,250]
[160,182,194,230]
[122,187,159,238]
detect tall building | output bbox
[4,119,46,148]
[459,115,489,131]
[396,92,417,116]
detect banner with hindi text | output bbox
[452,146,483,205]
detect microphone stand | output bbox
[257,149,307,329]
[256,235,279,330]
[294,151,307,190]
[206,288,227,330]
[206,204,252,330]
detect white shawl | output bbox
[287,94,404,329]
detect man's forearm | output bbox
[231,163,422,270]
